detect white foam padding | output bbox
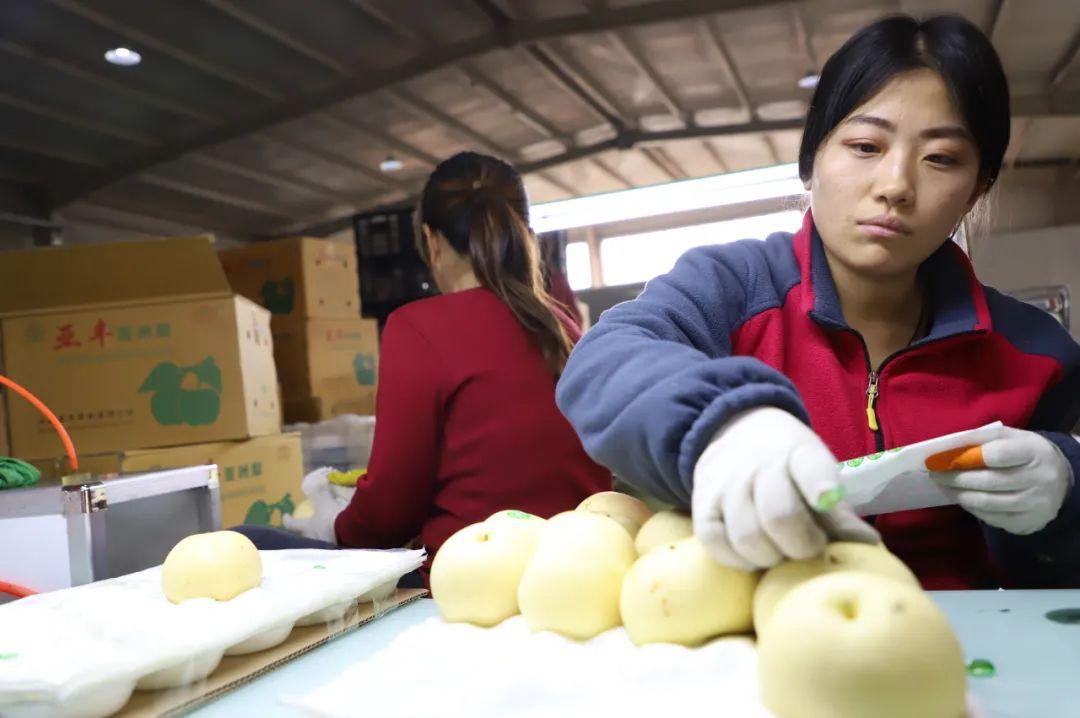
[288,615,987,718]
[0,548,423,718]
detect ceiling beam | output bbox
[1050,26,1080,88]
[0,137,102,167]
[605,31,690,125]
[702,17,757,122]
[986,0,1006,41]
[52,0,787,206]
[523,43,627,129]
[0,85,359,206]
[198,0,348,73]
[590,157,634,188]
[344,0,425,43]
[516,118,805,175]
[317,112,440,166]
[77,194,256,237]
[389,89,505,157]
[0,91,155,145]
[1003,116,1033,168]
[641,147,682,181]
[791,2,818,70]
[186,154,357,204]
[0,40,213,122]
[138,174,297,219]
[701,140,729,172]
[258,131,408,190]
[458,63,626,187]
[458,63,571,143]
[388,88,578,195]
[763,134,781,165]
[47,0,283,100]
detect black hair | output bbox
[799,14,1010,193]
[415,151,573,378]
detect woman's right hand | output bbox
[691,407,880,571]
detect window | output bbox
[530,164,802,234]
[600,210,804,287]
[565,242,593,290]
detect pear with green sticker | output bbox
[431,510,547,627]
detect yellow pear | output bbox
[162,531,262,604]
[754,541,918,635]
[577,491,654,537]
[517,511,636,640]
[430,510,546,627]
[634,510,694,556]
[620,537,758,646]
[759,571,967,718]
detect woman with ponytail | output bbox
[286,152,611,583]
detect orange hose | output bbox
[0,580,36,598]
[0,374,78,471]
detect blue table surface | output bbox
[191,590,1080,718]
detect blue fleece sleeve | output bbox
[979,295,1080,587]
[555,239,808,508]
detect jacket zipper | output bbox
[852,329,984,453]
[855,335,887,453]
[866,370,880,433]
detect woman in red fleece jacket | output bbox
[285,152,611,580]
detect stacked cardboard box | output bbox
[218,238,379,423]
[0,237,303,527]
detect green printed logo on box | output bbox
[244,492,295,526]
[353,353,376,386]
[138,356,223,426]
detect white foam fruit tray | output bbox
[0,548,424,718]
[290,615,987,718]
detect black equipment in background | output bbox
[353,207,439,326]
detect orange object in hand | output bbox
[925,445,986,472]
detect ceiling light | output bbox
[379,156,404,172]
[798,72,820,89]
[105,47,141,66]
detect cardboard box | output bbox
[272,317,379,419]
[219,237,361,320]
[34,433,304,529]
[0,237,281,460]
[283,393,375,423]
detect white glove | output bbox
[282,467,355,544]
[692,407,880,571]
[931,428,1074,535]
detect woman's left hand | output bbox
[283,468,354,543]
[931,428,1074,535]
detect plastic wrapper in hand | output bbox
[0,548,423,718]
[839,422,1006,516]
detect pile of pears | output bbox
[431,492,969,718]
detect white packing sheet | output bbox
[0,548,423,713]
[287,615,987,718]
[839,422,1006,515]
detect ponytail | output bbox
[417,152,574,378]
[467,195,573,377]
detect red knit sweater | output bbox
[334,288,612,573]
